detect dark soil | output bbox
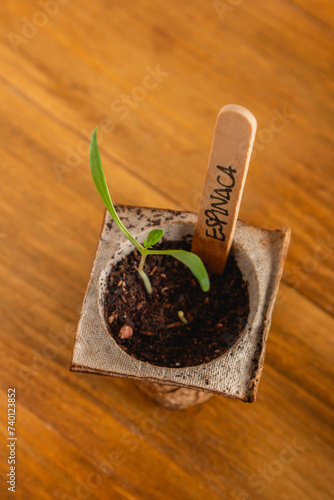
[104,239,250,368]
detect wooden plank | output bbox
[0,283,333,499]
[0,0,333,311]
[0,0,333,498]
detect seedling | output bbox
[90,127,210,295]
[178,311,189,324]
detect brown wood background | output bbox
[0,1,333,499]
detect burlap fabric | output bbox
[71,205,290,404]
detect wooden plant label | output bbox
[192,104,257,274]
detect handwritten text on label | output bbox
[204,165,237,241]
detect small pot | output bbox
[71,205,290,409]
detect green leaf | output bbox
[89,127,143,252]
[144,229,164,249]
[147,249,210,292]
[89,126,210,294]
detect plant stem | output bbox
[138,252,152,294]
[138,253,147,273]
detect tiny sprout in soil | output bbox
[89,127,210,295]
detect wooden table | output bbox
[0,1,333,499]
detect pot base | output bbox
[135,381,213,409]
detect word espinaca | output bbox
[204,165,236,241]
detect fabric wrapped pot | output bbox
[71,205,290,409]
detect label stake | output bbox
[192,104,257,274]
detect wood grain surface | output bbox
[0,1,333,499]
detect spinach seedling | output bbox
[90,127,210,295]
